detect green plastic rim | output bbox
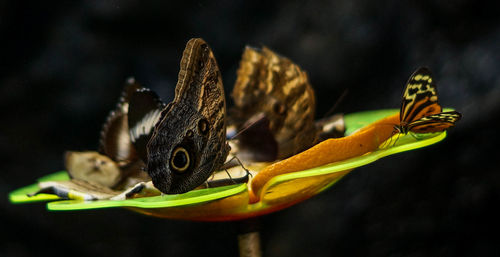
[263,131,446,189]
[47,183,247,210]
[9,171,69,203]
[263,108,453,192]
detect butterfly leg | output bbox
[391,133,401,147]
[203,156,251,188]
[223,155,250,177]
[232,155,251,178]
[409,132,420,141]
[381,133,394,149]
[379,130,397,149]
[223,168,235,184]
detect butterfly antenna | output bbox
[323,88,349,119]
[229,116,265,141]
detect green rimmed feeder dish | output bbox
[9,108,451,221]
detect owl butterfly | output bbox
[145,38,230,194]
[229,46,319,160]
[394,67,462,135]
[66,78,149,189]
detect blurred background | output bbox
[1,1,499,256]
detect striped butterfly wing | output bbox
[400,67,442,125]
[407,111,462,133]
[230,46,317,159]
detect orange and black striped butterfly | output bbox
[394,67,461,135]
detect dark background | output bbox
[1,1,499,256]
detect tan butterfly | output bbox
[229,46,319,160]
[229,46,346,161]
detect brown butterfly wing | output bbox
[69,79,140,188]
[128,87,166,163]
[408,111,462,133]
[400,67,442,125]
[147,38,230,194]
[230,113,279,162]
[98,78,140,163]
[230,46,317,159]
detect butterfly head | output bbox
[393,124,408,135]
